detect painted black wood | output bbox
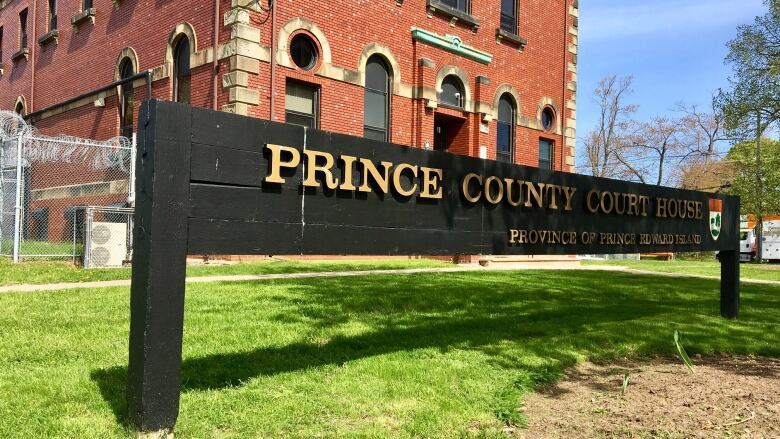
[185,106,739,256]
[129,101,741,434]
[720,250,740,319]
[128,101,192,433]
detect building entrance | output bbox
[433,113,465,151]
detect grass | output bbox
[0,239,82,258]
[583,259,780,282]
[0,258,450,286]
[0,269,777,438]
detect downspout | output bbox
[212,0,220,110]
[146,70,152,100]
[560,0,568,172]
[30,0,37,112]
[269,0,277,120]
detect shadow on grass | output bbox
[90,270,780,427]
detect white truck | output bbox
[756,220,780,261]
[739,229,756,262]
[731,217,756,262]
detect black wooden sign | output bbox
[128,100,740,435]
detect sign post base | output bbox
[720,249,740,319]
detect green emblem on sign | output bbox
[709,198,723,241]
[710,212,721,239]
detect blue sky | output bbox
[576,0,768,153]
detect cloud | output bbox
[581,0,766,42]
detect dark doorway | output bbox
[433,113,465,152]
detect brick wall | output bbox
[1,0,578,170]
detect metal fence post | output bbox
[129,133,137,207]
[12,135,23,263]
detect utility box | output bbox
[82,206,134,268]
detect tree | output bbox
[676,100,729,164]
[719,0,780,136]
[679,159,735,191]
[582,75,637,178]
[617,117,687,186]
[718,0,780,259]
[726,138,780,220]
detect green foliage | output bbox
[0,258,450,286]
[583,259,780,282]
[725,138,780,216]
[718,0,780,137]
[0,270,778,437]
[674,330,696,374]
[621,373,630,396]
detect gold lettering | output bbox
[462,173,483,203]
[484,176,504,205]
[613,192,626,214]
[656,197,668,218]
[562,186,577,211]
[419,167,444,199]
[505,179,523,207]
[392,163,419,197]
[586,190,600,213]
[695,201,703,219]
[509,229,520,244]
[358,159,393,193]
[264,144,301,184]
[303,150,339,189]
[600,191,614,214]
[627,194,639,215]
[339,155,358,191]
[640,196,650,216]
[667,198,679,218]
[524,182,546,208]
[546,184,562,209]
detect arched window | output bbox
[439,75,464,109]
[14,101,25,115]
[119,58,135,138]
[364,55,391,142]
[496,94,515,163]
[173,36,191,104]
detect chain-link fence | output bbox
[0,110,134,265]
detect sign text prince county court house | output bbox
[262,142,719,249]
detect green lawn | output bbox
[0,239,82,258]
[0,270,777,438]
[584,259,780,282]
[0,258,450,286]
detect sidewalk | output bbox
[1,262,777,294]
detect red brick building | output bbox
[1,0,577,170]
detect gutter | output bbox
[24,71,153,123]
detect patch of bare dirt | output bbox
[518,356,780,439]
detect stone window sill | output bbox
[11,47,29,63]
[426,0,480,31]
[71,8,96,27]
[496,28,527,50]
[38,29,60,46]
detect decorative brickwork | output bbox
[1,0,577,171]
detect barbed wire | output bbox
[0,110,133,171]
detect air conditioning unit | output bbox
[86,221,127,268]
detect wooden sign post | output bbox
[128,100,740,435]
